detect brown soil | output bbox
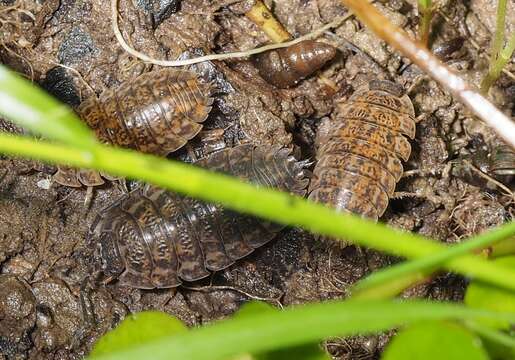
[0,0,513,359]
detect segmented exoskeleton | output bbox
[308,80,416,221]
[490,144,515,177]
[54,69,214,187]
[89,144,309,289]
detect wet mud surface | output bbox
[0,0,514,358]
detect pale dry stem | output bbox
[111,0,354,67]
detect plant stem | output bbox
[1,133,515,292]
[418,0,432,47]
[490,0,507,66]
[339,0,515,149]
[245,0,292,43]
[0,66,96,149]
[481,33,515,93]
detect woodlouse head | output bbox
[366,80,415,118]
[88,211,125,280]
[368,80,405,97]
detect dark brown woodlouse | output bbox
[490,144,515,177]
[54,69,214,187]
[252,40,337,88]
[308,80,416,221]
[89,144,309,289]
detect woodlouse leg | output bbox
[185,143,199,162]
[83,186,94,209]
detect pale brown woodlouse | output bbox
[308,80,416,221]
[54,69,214,187]
[89,144,309,289]
[252,40,337,88]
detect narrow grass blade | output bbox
[0,134,515,292]
[0,65,97,149]
[352,223,515,299]
[86,299,515,360]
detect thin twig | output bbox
[340,0,515,150]
[111,0,354,66]
[463,159,515,200]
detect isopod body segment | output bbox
[89,144,309,289]
[78,69,214,156]
[308,80,416,221]
[52,69,214,187]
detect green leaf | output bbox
[235,302,330,360]
[465,256,515,329]
[90,311,187,357]
[235,301,276,317]
[418,0,432,10]
[382,321,489,360]
[0,65,97,149]
[254,343,331,360]
[84,299,515,360]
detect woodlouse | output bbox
[55,69,214,187]
[308,80,416,221]
[490,144,515,177]
[252,40,337,88]
[89,144,309,289]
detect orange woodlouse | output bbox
[308,80,416,221]
[252,40,337,88]
[89,144,309,289]
[54,69,214,187]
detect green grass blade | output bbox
[0,65,97,149]
[417,0,432,9]
[352,223,515,299]
[0,134,515,292]
[86,299,515,360]
[490,0,507,63]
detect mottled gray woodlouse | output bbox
[89,144,309,289]
[252,40,337,88]
[308,80,416,221]
[54,69,214,187]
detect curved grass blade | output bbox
[0,65,97,149]
[0,133,515,292]
[352,224,515,299]
[86,299,515,360]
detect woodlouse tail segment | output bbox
[53,166,106,187]
[77,169,105,187]
[252,40,337,88]
[308,187,379,221]
[53,166,83,187]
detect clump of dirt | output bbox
[0,0,513,359]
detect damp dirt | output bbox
[0,0,513,359]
